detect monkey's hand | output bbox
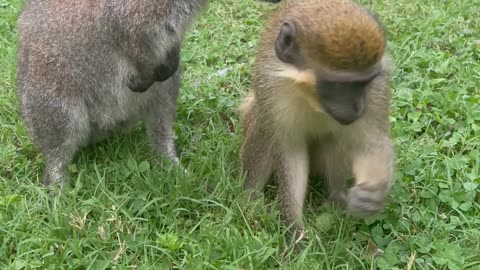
[327,191,347,208]
[282,227,307,255]
[346,182,388,218]
[348,136,394,217]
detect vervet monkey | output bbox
[239,0,395,241]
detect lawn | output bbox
[1,0,479,269]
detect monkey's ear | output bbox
[275,21,300,65]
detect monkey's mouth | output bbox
[321,99,365,125]
[317,81,368,125]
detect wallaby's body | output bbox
[17,0,208,186]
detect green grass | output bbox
[1,0,480,268]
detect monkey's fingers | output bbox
[327,191,347,208]
[347,183,387,218]
[281,228,308,257]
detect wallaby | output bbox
[16,0,209,187]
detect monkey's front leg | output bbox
[276,143,309,244]
[347,136,394,217]
[127,46,180,93]
[240,131,274,197]
[310,141,349,207]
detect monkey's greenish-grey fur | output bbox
[239,0,395,245]
[16,0,208,187]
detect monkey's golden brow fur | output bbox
[276,0,385,71]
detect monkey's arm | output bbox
[240,130,274,195]
[240,102,274,194]
[347,133,394,217]
[276,143,309,243]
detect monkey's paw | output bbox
[281,227,307,256]
[346,182,387,218]
[327,191,347,209]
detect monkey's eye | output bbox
[320,79,372,93]
[352,79,373,88]
[315,79,370,111]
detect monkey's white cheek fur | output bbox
[277,68,324,113]
[296,84,323,113]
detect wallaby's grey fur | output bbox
[16,0,208,187]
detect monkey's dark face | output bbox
[315,66,380,125]
[274,21,381,125]
[316,78,370,125]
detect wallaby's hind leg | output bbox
[42,147,77,187]
[21,97,89,187]
[144,71,180,164]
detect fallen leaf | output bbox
[368,239,385,258]
[407,252,416,270]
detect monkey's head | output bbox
[272,0,386,125]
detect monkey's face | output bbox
[315,78,369,125]
[274,20,384,126]
[314,65,381,125]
